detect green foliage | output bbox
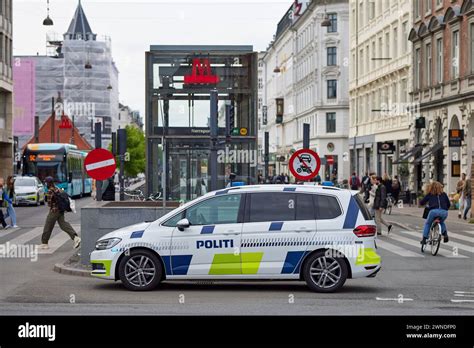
[108,126,145,177]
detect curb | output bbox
[53,263,92,277]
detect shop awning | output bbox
[413,143,443,164]
[392,145,423,164]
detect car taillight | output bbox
[353,225,376,237]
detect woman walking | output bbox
[4,176,18,228]
[0,178,10,229]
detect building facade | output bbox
[408,0,474,196]
[262,0,350,183]
[0,0,13,180]
[349,0,412,185]
[117,103,143,130]
[13,1,119,150]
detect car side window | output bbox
[249,193,295,222]
[296,194,315,220]
[185,194,242,226]
[162,211,184,227]
[313,194,342,219]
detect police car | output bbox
[90,185,381,293]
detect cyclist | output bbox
[419,181,450,245]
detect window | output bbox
[415,0,420,18]
[369,1,375,20]
[327,47,337,66]
[452,30,459,78]
[471,24,474,73]
[402,22,408,54]
[0,92,6,129]
[313,195,342,219]
[436,38,443,83]
[296,194,316,221]
[415,48,421,89]
[425,0,431,13]
[426,43,432,86]
[258,77,263,89]
[385,31,390,59]
[393,27,398,59]
[249,193,296,222]
[326,112,336,133]
[186,194,242,226]
[163,211,185,227]
[327,80,337,99]
[354,195,372,220]
[327,13,337,33]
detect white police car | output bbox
[90,185,381,293]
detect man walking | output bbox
[0,178,9,229]
[373,176,393,235]
[456,173,466,219]
[463,177,472,221]
[39,177,81,250]
[350,172,361,191]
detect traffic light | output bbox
[225,102,235,143]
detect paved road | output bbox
[0,203,473,315]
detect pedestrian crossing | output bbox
[376,229,473,258]
[0,225,81,257]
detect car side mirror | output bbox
[177,218,190,231]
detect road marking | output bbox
[0,227,23,239]
[376,297,414,302]
[450,299,474,303]
[37,226,80,255]
[387,233,468,258]
[400,230,474,253]
[375,239,424,257]
[2,227,43,246]
[454,291,474,294]
[454,294,474,297]
[400,229,474,244]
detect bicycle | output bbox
[421,216,442,256]
[384,194,394,215]
[123,189,162,202]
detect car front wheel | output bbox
[118,249,163,291]
[302,250,348,293]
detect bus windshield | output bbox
[25,161,67,183]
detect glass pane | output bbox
[186,194,241,225]
[249,193,295,222]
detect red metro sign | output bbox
[184,58,220,85]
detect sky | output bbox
[13,0,291,117]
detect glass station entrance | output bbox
[145,46,258,201]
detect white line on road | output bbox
[375,239,424,257]
[450,299,474,303]
[37,226,80,255]
[454,294,474,297]
[454,291,474,294]
[2,227,43,246]
[376,297,414,302]
[387,233,468,258]
[400,230,474,253]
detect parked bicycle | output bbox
[123,189,162,202]
[421,216,442,256]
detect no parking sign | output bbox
[289,149,321,181]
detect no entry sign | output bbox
[84,148,116,181]
[289,149,321,181]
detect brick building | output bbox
[408,0,474,199]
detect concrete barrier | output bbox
[80,201,176,264]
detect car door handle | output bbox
[223,230,240,236]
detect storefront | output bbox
[145,45,258,201]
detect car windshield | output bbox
[15,178,36,187]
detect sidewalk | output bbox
[388,205,473,225]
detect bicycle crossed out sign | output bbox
[289,149,321,181]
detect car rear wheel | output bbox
[118,249,162,291]
[302,250,348,293]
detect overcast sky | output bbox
[13,0,291,116]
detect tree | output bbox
[109,125,145,177]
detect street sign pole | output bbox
[303,123,310,149]
[118,128,127,201]
[264,132,269,179]
[95,122,103,201]
[210,89,218,192]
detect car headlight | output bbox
[95,238,122,250]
